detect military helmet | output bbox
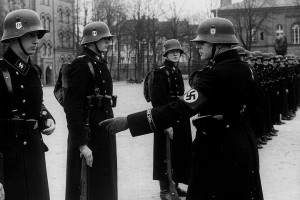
[245,50,253,59]
[191,17,239,44]
[285,54,294,60]
[81,22,114,45]
[262,53,270,60]
[268,52,276,59]
[163,39,184,57]
[234,46,246,55]
[253,51,262,59]
[1,9,49,43]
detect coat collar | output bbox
[213,49,240,67]
[3,48,32,76]
[81,47,107,64]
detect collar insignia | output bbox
[14,60,30,75]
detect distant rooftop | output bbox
[219,0,299,10]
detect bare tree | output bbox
[221,0,274,50]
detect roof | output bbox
[219,0,298,10]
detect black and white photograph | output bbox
[0,0,299,200]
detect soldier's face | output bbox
[20,32,39,55]
[166,50,181,62]
[196,41,212,61]
[96,38,111,52]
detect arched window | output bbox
[66,32,71,48]
[40,15,46,29]
[58,7,63,22]
[46,16,51,31]
[59,31,64,47]
[292,24,300,44]
[60,56,65,63]
[47,43,52,57]
[276,24,284,37]
[65,9,70,23]
[42,42,47,56]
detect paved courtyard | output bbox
[42,81,300,200]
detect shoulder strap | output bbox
[86,60,101,95]
[0,63,19,117]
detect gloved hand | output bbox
[99,117,128,135]
[164,127,174,140]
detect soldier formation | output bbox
[240,48,300,149]
[1,7,300,200]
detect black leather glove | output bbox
[99,117,128,134]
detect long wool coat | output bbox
[0,48,53,200]
[126,49,264,200]
[151,59,192,184]
[64,47,118,200]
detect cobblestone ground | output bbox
[42,81,300,200]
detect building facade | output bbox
[1,0,76,85]
[216,0,300,56]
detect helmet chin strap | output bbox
[17,37,30,56]
[94,42,103,55]
[209,44,217,65]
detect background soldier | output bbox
[0,9,55,200]
[151,39,192,200]
[100,17,264,200]
[63,21,118,200]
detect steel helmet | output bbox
[253,51,263,59]
[163,39,184,57]
[245,50,253,59]
[233,46,246,55]
[1,9,49,43]
[262,53,270,60]
[191,17,239,44]
[81,22,114,45]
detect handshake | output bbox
[99,117,128,134]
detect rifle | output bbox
[80,157,88,200]
[165,134,180,200]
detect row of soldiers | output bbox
[235,46,300,148]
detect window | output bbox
[41,15,46,29]
[58,8,63,22]
[66,32,71,48]
[251,28,257,42]
[47,43,52,57]
[292,24,300,44]
[276,24,284,37]
[260,32,264,41]
[42,43,47,56]
[46,16,51,31]
[59,31,64,47]
[65,9,70,23]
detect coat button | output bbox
[22,99,26,103]
[226,124,230,128]
[23,141,27,145]
[94,62,97,64]
[21,85,24,89]
[16,72,19,75]
[103,80,105,83]
[22,113,26,117]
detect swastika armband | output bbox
[146,109,157,132]
[181,88,206,112]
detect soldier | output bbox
[100,17,264,200]
[63,21,118,200]
[233,46,246,61]
[151,39,192,200]
[0,9,55,200]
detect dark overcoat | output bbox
[0,48,53,200]
[64,47,117,200]
[126,49,264,200]
[151,60,192,184]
